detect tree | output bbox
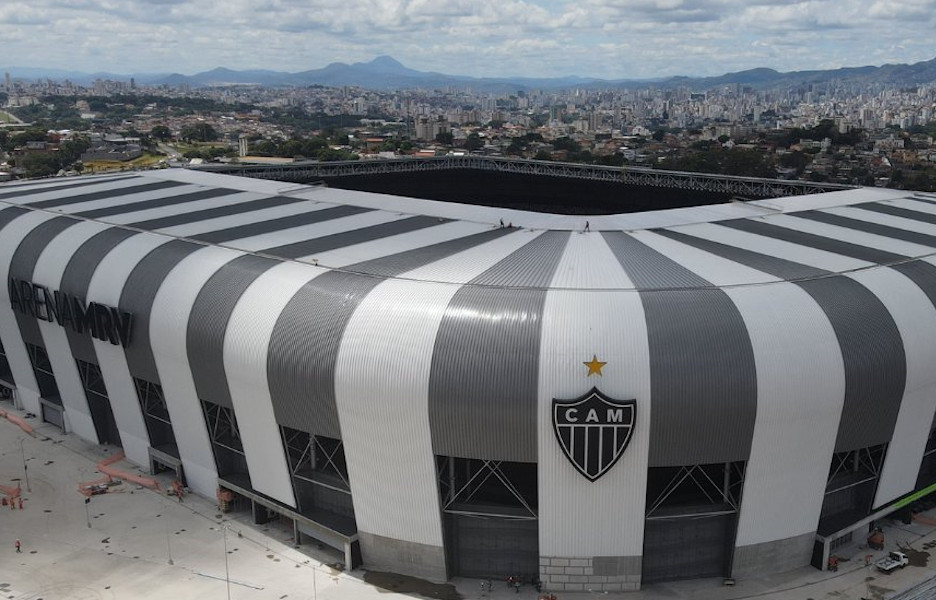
[464,133,483,152]
[150,125,172,141]
[652,130,665,142]
[179,123,219,143]
[435,131,454,145]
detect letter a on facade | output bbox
[552,387,635,481]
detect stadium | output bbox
[2,166,936,591]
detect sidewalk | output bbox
[2,406,935,600]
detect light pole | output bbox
[165,509,173,566]
[19,437,30,492]
[222,522,231,600]
[84,497,91,528]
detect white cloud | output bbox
[0,0,933,79]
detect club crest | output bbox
[552,387,635,482]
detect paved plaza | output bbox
[2,406,936,600]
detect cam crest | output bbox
[552,387,635,482]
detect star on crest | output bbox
[583,355,607,377]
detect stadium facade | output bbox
[3,169,936,590]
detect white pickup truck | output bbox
[876,551,909,573]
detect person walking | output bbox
[15,539,21,553]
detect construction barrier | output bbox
[77,451,160,496]
[0,408,34,435]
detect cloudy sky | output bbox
[3,0,935,79]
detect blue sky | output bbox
[3,0,935,79]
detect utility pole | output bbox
[19,437,30,492]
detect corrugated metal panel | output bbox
[88,233,175,469]
[224,262,323,507]
[129,195,300,230]
[823,205,936,236]
[760,214,933,258]
[856,201,936,225]
[726,283,845,546]
[795,210,936,249]
[77,187,241,219]
[100,191,267,226]
[32,221,113,446]
[602,231,757,467]
[188,254,279,409]
[189,204,370,244]
[119,240,202,384]
[0,176,155,204]
[268,228,513,437]
[334,229,538,545]
[0,211,70,415]
[265,215,447,261]
[428,231,570,462]
[150,245,245,497]
[719,218,906,264]
[537,232,650,558]
[8,216,80,348]
[670,221,869,274]
[855,267,936,508]
[25,180,187,209]
[657,227,907,453]
[61,228,138,364]
[0,174,135,197]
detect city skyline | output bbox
[3,0,935,80]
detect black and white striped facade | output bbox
[3,169,936,589]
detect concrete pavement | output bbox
[2,404,936,600]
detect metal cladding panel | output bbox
[268,228,512,437]
[334,229,539,546]
[0,210,60,414]
[428,231,570,462]
[670,221,870,273]
[763,214,933,258]
[96,191,267,225]
[155,199,338,239]
[823,205,936,236]
[61,228,138,364]
[119,240,202,384]
[32,221,113,445]
[855,267,936,508]
[887,197,936,216]
[76,187,242,220]
[856,201,936,225]
[537,233,651,557]
[0,175,135,199]
[9,216,79,348]
[189,204,370,245]
[89,234,175,467]
[1,177,166,205]
[151,246,245,497]
[719,218,907,264]
[602,231,758,467]
[655,227,829,281]
[225,262,325,507]
[797,276,906,452]
[45,185,201,216]
[188,254,279,409]
[264,215,448,261]
[129,195,300,230]
[24,180,187,209]
[796,210,936,249]
[727,283,845,546]
[217,209,402,253]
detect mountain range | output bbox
[5,55,936,93]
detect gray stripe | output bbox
[120,240,202,384]
[854,202,936,226]
[796,210,936,248]
[188,254,279,409]
[61,228,139,364]
[259,215,446,259]
[602,231,758,466]
[0,206,29,229]
[8,217,81,348]
[428,231,570,461]
[129,196,301,230]
[655,228,906,453]
[890,261,936,316]
[655,229,828,280]
[189,205,370,245]
[24,180,186,209]
[0,175,137,198]
[268,228,514,437]
[720,218,906,264]
[76,187,241,219]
